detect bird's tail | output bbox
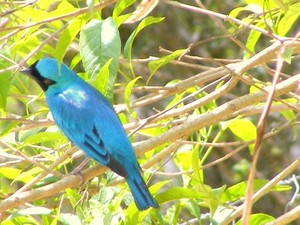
[126,172,158,211]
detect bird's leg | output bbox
[72,157,90,173]
[69,157,90,184]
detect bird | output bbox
[21,58,158,211]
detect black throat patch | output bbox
[27,61,57,92]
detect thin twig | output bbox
[242,42,286,224]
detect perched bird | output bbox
[21,58,158,210]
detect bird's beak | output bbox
[20,68,32,75]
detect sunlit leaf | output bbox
[59,213,82,225]
[244,24,263,59]
[139,125,168,138]
[55,17,86,62]
[17,206,51,215]
[174,147,193,171]
[229,4,262,19]
[236,213,274,225]
[222,179,291,202]
[124,16,164,75]
[50,0,77,17]
[282,47,293,64]
[227,118,256,141]
[185,200,202,223]
[14,167,43,184]
[93,58,113,98]
[211,206,235,224]
[279,98,298,140]
[0,59,11,116]
[249,83,264,94]
[24,131,65,144]
[125,76,142,113]
[147,49,185,83]
[80,17,121,102]
[222,118,256,153]
[191,145,202,182]
[65,188,82,208]
[113,0,136,18]
[155,187,207,203]
[278,3,300,36]
[245,0,277,9]
[0,167,21,180]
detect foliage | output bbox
[0,0,300,224]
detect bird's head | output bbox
[21,58,75,91]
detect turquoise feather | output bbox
[21,58,158,210]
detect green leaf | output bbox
[139,125,168,138]
[92,58,113,98]
[278,3,300,36]
[170,203,183,225]
[79,17,121,102]
[185,200,202,223]
[149,180,170,194]
[191,145,203,182]
[174,147,193,171]
[125,76,142,113]
[24,131,65,144]
[245,0,277,9]
[282,47,293,64]
[2,216,35,224]
[244,25,263,59]
[273,0,288,11]
[0,167,22,180]
[16,8,57,24]
[11,33,44,65]
[14,167,43,184]
[70,53,82,69]
[229,7,246,19]
[17,207,51,216]
[211,206,235,225]
[50,0,77,17]
[222,179,291,202]
[0,59,11,116]
[113,0,136,18]
[236,213,274,225]
[55,16,86,62]
[244,4,263,13]
[34,175,60,188]
[147,49,185,83]
[0,121,20,137]
[279,98,298,140]
[207,186,227,214]
[227,118,256,141]
[124,17,164,75]
[65,188,82,208]
[58,213,81,225]
[249,82,264,93]
[155,187,207,204]
[36,0,54,10]
[229,4,263,19]
[223,118,256,153]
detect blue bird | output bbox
[21,58,158,211]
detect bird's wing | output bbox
[47,83,131,177]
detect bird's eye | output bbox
[44,79,56,86]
